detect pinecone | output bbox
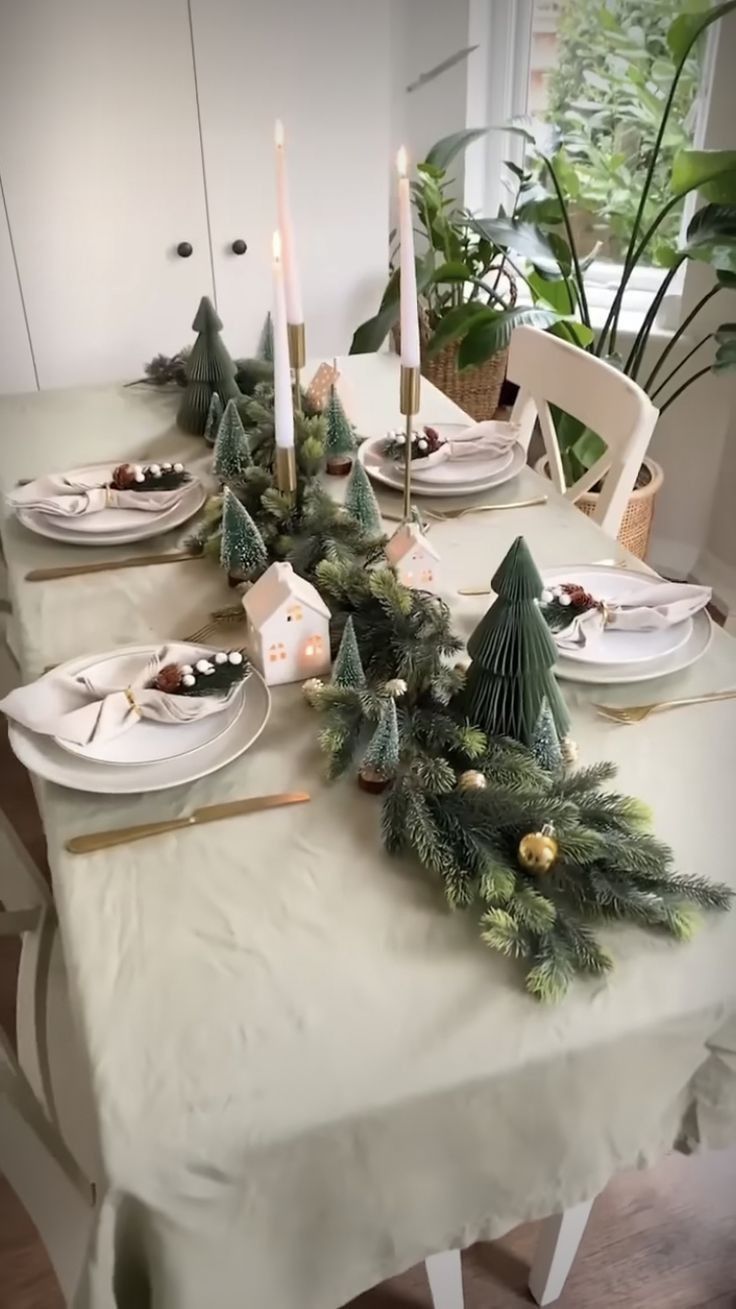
[111,463,137,490]
[153,663,183,693]
[422,426,444,456]
[561,582,595,611]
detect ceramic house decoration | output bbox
[385,522,440,593]
[242,561,331,685]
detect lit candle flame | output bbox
[275,119,285,149]
[396,146,408,178]
[272,229,282,262]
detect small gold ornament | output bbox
[454,660,469,673]
[518,823,559,874]
[457,769,487,792]
[561,735,578,766]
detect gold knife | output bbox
[26,550,203,582]
[66,791,310,853]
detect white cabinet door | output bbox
[0,182,36,395]
[191,0,390,360]
[0,0,213,390]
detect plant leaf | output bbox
[472,218,571,274]
[424,128,488,172]
[351,256,434,354]
[527,268,576,314]
[714,323,736,372]
[426,302,493,356]
[548,319,596,348]
[681,205,736,275]
[458,307,561,368]
[717,269,736,288]
[671,150,736,203]
[667,1,736,65]
[431,260,473,284]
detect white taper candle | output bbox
[274,119,303,325]
[397,147,421,369]
[272,230,295,449]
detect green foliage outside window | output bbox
[544,0,701,262]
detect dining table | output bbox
[1,353,735,1309]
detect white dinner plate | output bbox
[16,462,205,546]
[8,645,271,794]
[541,565,693,667]
[55,644,247,766]
[554,608,713,685]
[360,436,526,499]
[408,423,515,487]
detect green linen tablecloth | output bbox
[1,356,735,1309]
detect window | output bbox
[528,0,704,268]
[470,0,715,320]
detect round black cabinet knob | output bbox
[176,241,193,258]
[231,238,247,255]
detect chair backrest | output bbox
[507,326,659,540]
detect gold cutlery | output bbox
[66,791,311,853]
[458,555,633,596]
[183,606,245,645]
[594,690,736,725]
[381,496,547,523]
[26,550,203,582]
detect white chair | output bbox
[508,325,659,542]
[0,810,100,1304]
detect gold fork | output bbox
[381,496,547,523]
[183,605,245,645]
[594,690,736,724]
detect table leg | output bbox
[425,1249,464,1309]
[528,1199,594,1305]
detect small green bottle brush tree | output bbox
[177,296,241,436]
[213,399,253,485]
[324,385,358,475]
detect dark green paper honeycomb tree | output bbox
[178,296,241,436]
[465,536,570,755]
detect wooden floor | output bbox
[2,741,736,1308]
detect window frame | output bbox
[465,0,722,324]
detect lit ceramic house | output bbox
[242,561,331,685]
[385,522,440,593]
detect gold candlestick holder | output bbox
[276,445,297,504]
[399,364,421,522]
[288,322,306,414]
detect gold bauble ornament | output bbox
[518,823,559,874]
[561,735,579,766]
[457,769,487,792]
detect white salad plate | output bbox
[55,644,247,766]
[8,645,271,794]
[16,462,205,546]
[360,435,526,499]
[541,565,694,667]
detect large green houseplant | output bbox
[471,0,736,484]
[349,131,582,413]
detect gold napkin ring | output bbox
[124,687,141,716]
[105,485,113,507]
[598,601,613,627]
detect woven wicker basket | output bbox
[393,275,515,420]
[535,455,663,560]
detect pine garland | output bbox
[180,369,732,1001]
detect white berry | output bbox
[540,588,553,604]
[417,438,428,452]
[134,473,145,483]
[161,461,172,471]
[395,432,406,446]
[195,658,210,673]
[559,593,572,606]
[132,464,142,476]
[203,666,215,675]
[148,463,161,476]
[182,673,195,687]
[214,652,227,665]
[228,651,243,665]
[181,664,193,676]
[173,462,184,473]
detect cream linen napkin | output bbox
[0,647,237,746]
[8,470,189,517]
[413,420,519,471]
[553,581,711,652]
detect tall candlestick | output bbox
[274,119,303,325]
[397,147,421,369]
[272,230,296,498]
